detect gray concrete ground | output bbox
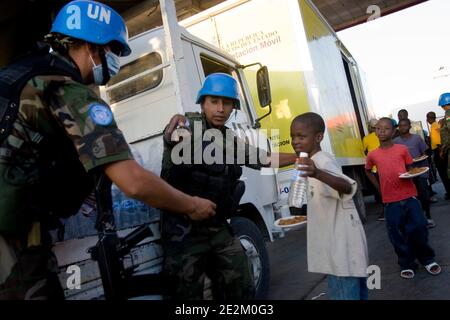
[267,182,450,300]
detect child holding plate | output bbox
[394,118,434,228]
[365,118,441,279]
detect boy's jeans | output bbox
[384,197,435,270]
[413,177,431,219]
[327,276,368,300]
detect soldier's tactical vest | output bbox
[162,112,243,224]
[0,47,93,234]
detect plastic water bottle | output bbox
[288,152,309,208]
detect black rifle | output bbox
[88,171,166,300]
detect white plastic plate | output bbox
[399,167,429,179]
[274,216,307,229]
[413,155,428,163]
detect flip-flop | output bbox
[400,269,415,279]
[424,262,441,275]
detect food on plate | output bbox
[278,215,307,226]
[408,167,428,175]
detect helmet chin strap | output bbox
[98,49,110,85]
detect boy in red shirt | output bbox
[365,118,441,279]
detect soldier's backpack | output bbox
[0,45,81,144]
[0,45,86,233]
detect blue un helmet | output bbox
[438,93,450,107]
[196,73,240,109]
[50,0,131,56]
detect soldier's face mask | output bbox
[89,49,121,85]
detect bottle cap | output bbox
[299,152,308,158]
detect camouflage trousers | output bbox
[0,230,64,300]
[162,224,255,300]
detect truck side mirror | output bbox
[257,66,272,108]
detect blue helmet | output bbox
[196,73,240,108]
[438,93,450,107]
[51,0,131,56]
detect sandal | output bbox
[400,269,415,279]
[424,262,441,276]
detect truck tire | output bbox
[230,216,270,299]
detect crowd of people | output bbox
[362,101,450,281]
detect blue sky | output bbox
[338,0,450,120]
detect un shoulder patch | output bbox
[88,103,113,126]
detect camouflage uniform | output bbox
[0,53,133,299]
[441,108,450,179]
[160,112,263,300]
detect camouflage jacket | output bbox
[160,112,266,242]
[0,52,133,234]
[441,109,450,153]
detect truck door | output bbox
[341,54,370,139]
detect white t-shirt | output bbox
[307,151,369,277]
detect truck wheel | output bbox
[230,216,270,299]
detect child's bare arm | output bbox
[365,168,380,192]
[315,170,353,194]
[298,158,352,194]
[260,152,298,168]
